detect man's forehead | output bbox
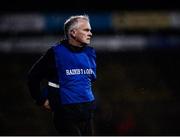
[78,20,90,26]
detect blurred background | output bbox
[0,0,180,135]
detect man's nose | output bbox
[88,31,92,37]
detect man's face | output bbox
[73,20,92,45]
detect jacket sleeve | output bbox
[27,47,56,106]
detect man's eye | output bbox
[84,29,90,32]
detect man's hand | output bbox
[41,99,52,112]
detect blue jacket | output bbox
[53,42,96,104]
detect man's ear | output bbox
[70,30,76,39]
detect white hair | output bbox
[64,15,90,38]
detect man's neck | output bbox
[68,39,84,48]
[61,39,85,52]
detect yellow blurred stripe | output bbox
[112,11,171,30]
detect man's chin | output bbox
[85,41,91,44]
[82,41,90,46]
